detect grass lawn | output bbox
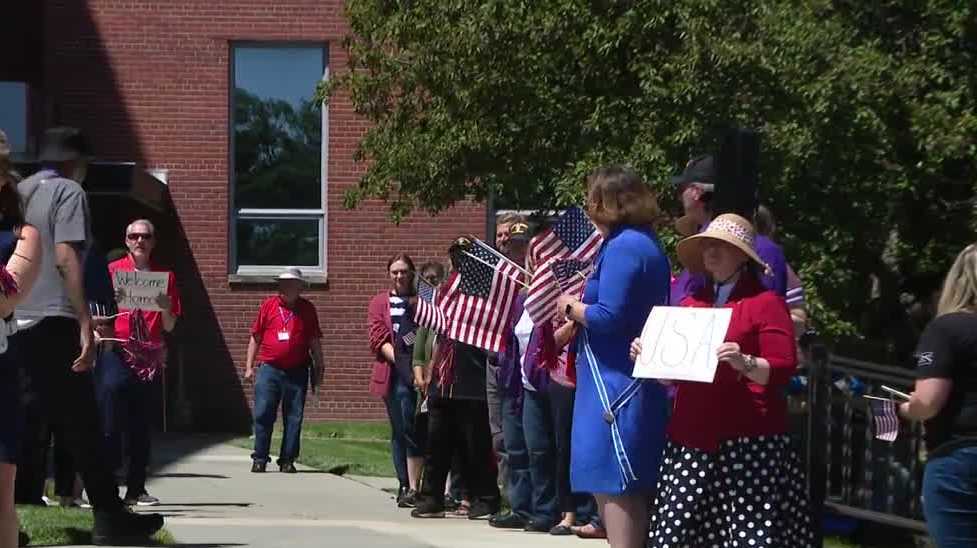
[16,505,174,546]
[230,420,396,477]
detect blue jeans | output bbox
[522,388,559,525]
[252,364,308,464]
[502,392,532,520]
[923,446,977,548]
[384,375,420,489]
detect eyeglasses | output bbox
[126,233,154,241]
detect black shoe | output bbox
[410,498,445,518]
[18,530,29,547]
[489,512,526,529]
[123,492,160,507]
[92,509,164,546]
[549,524,574,536]
[279,462,297,474]
[524,518,554,533]
[443,495,461,512]
[397,489,418,508]
[251,461,266,473]
[467,500,499,520]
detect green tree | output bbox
[322,0,977,357]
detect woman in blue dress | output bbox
[557,165,670,548]
[0,137,42,548]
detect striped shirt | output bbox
[390,295,407,333]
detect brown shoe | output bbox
[571,523,608,539]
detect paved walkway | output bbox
[67,436,594,547]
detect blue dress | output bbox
[570,225,670,495]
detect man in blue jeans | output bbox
[245,268,324,473]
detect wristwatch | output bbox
[743,354,758,373]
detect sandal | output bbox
[450,500,471,518]
[571,523,608,539]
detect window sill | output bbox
[228,273,329,288]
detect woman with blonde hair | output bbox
[898,244,977,548]
[0,128,43,548]
[555,165,670,548]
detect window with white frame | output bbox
[230,44,327,275]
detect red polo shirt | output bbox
[252,295,322,369]
[108,255,181,343]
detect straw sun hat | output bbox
[676,213,769,274]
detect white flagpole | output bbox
[460,250,530,289]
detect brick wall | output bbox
[36,1,486,430]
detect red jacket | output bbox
[667,275,797,452]
[367,292,394,398]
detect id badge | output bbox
[277,331,290,341]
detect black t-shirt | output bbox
[914,311,977,456]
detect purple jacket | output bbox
[496,293,550,406]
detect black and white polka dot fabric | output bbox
[648,435,815,548]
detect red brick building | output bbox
[1,1,488,431]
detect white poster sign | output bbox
[113,271,169,312]
[631,306,733,383]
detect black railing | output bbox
[799,337,928,546]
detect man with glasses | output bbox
[107,219,181,506]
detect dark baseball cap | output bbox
[670,154,715,187]
[38,127,93,163]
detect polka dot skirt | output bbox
[647,435,816,548]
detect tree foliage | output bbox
[321,0,977,357]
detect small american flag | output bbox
[525,207,602,324]
[870,399,899,442]
[552,258,591,297]
[413,245,521,353]
[415,276,450,334]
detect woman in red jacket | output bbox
[632,214,815,548]
[368,254,423,507]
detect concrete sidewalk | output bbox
[66,436,594,547]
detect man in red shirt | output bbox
[107,218,181,507]
[245,268,324,473]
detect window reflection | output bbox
[236,218,319,267]
[232,47,324,210]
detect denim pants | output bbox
[922,445,977,548]
[252,364,308,464]
[384,375,421,489]
[522,388,559,525]
[501,391,532,519]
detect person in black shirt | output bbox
[899,243,977,548]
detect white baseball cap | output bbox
[277,267,306,283]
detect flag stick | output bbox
[881,385,911,400]
[471,238,532,277]
[461,250,530,289]
[862,395,894,402]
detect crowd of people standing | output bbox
[365,158,976,548]
[0,127,178,547]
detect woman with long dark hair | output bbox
[0,129,42,548]
[367,253,424,506]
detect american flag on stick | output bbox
[413,243,522,353]
[869,399,899,442]
[552,258,592,297]
[524,207,602,324]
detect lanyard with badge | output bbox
[278,306,295,342]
